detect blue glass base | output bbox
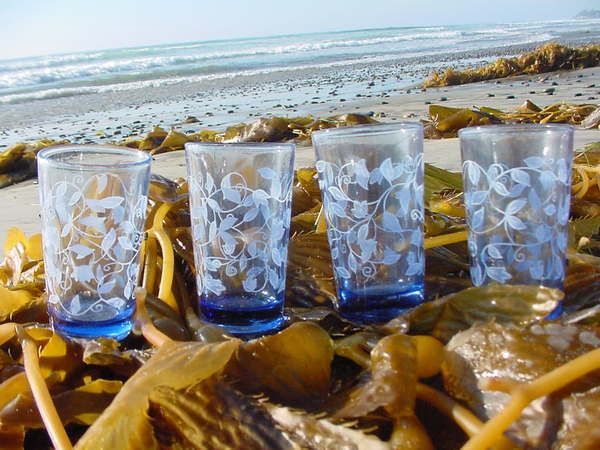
[50,315,133,340]
[545,301,563,320]
[199,293,284,338]
[337,282,425,324]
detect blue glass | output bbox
[199,293,284,338]
[185,142,295,336]
[37,145,151,340]
[50,301,135,341]
[312,123,426,323]
[338,282,425,323]
[460,124,574,292]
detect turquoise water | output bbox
[1,19,599,104]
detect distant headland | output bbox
[575,9,600,19]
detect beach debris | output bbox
[423,43,600,87]
[0,140,67,189]
[424,100,599,137]
[183,115,199,124]
[121,113,377,150]
[581,105,600,128]
[444,322,600,449]
[424,104,499,138]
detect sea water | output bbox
[199,292,285,337]
[337,281,425,323]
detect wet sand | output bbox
[0,66,598,244]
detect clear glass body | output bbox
[185,142,295,336]
[37,145,151,340]
[460,124,574,290]
[312,123,425,323]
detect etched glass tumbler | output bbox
[312,123,425,323]
[185,142,295,336]
[460,124,574,289]
[37,145,151,340]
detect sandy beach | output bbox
[1,36,599,147]
[0,64,598,243]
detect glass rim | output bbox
[458,123,575,138]
[185,141,295,153]
[311,122,423,141]
[37,144,152,170]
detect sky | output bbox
[0,0,598,60]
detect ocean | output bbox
[1,19,599,105]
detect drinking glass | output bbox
[185,142,295,336]
[460,124,574,289]
[37,145,151,340]
[312,123,425,323]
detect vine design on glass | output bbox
[189,168,292,296]
[42,174,146,318]
[462,157,571,287]
[316,155,424,283]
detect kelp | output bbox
[424,100,598,138]
[336,334,434,450]
[0,324,146,446]
[572,143,600,206]
[0,287,45,323]
[0,379,123,428]
[395,284,563,343]
[0,227,45,290]
[125,113,378,155]
[444,322,600,449]
[0,140,67,189]
[148,376,294,450]
[229,322,334,407]
[423,43,600,87]
[75,339,240,450]
[335,334,418,418]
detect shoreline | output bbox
[1,36,599,148]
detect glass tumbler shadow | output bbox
[312,123,425,323]
[185,142,295,336]
[37,145,151,340]
[459,124,574,290]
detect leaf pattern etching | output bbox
[462,157,571,287]
[316,155,424,284]
[189,168,293,297]
[42,174,147,319]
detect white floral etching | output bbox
[42,174,146,319]
[189,168,293,297]
[462,157,571,286]
[316,155,424,284]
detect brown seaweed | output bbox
[424,101,598,138]
[396,284,563,342]
[423,43,600,87]
[443,322,600,448]
[229,322,334,407]
[75,339,240,450]
[148,376,294,450]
